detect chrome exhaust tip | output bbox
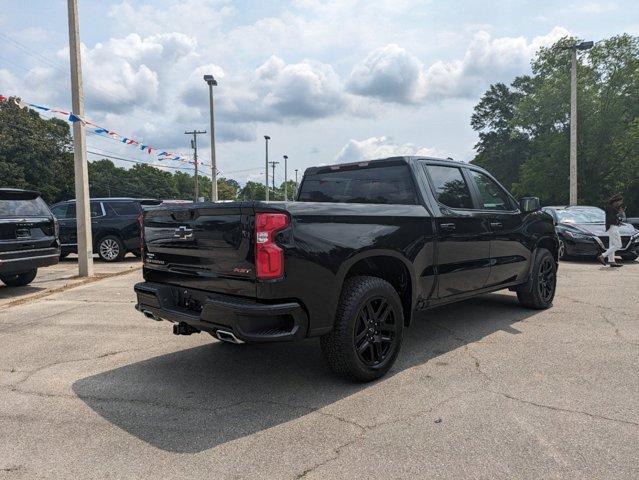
[142,309,160,321]
[215,330,244,344]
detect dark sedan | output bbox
[542,206,639,261]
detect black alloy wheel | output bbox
[517,247,556,310]
[537,255,556,303]
[320,276,404,381]
[353,296,398,367]
[558,239,566,260]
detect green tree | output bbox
[471,34,639,212]
[0,97,74,203]
[238,181,267,200]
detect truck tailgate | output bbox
[142,202,256,297]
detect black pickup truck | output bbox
[135,157,558,381]
[0,188,60,287]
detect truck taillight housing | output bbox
[137,212,145,258]
[255,212,289,280]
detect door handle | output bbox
[440,223,456,231]
[490,222,503,228]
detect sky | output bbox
[1,0,637,186]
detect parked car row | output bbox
[2,179,637,290]
[0,191,160,287]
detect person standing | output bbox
[597,194,624,267]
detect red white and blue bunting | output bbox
[0,95,192,164]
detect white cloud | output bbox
[335,136,446,163]
[345,27,570,104]
[182,55,348,124]
[347,44,427,105]
[423,26,570,100]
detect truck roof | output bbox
[303,156,464,175]
[53,197,161,204]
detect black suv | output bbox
[51,198,160,262]
[0,188,60,287]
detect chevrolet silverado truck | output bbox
[135,157,558,381]
[0,188,60,287]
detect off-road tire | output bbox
[320,276,404,382]
[0,269,38,287]
[517,248,556,309]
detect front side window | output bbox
[468,170,513,210]
[426,165,474,209]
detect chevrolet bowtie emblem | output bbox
[173,225,193,239]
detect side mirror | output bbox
[520,197,540,213]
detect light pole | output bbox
[203,75,217,202]
[283,155,288,201]
[185,129,206,201]
[564,40,593,205]
[269,161,279,195]
[67,0,93,277]
[294,168,299,200]
[264,135,270,201]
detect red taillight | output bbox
[255,212,289,280]
[137,213,145,258]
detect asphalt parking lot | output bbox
[0,259,637,479]
[0,255,141,308]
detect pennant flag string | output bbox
[0,94,191,164]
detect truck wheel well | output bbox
[345,256,412,326]
[537,237,558,262]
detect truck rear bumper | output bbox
[134,281,309,342]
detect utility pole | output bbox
[67,0,93,277]
[264,135,270,201]
[564,40,593,205]
[204,75,217,202]
[185,129,206,201]
[294,169,299,201]
[269,161,279,196]
[283,155,288,201]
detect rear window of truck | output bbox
[298,165,418,204]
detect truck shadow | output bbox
[73,292,536,453]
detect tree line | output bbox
[471,34,639,213]
[0,99,297,204]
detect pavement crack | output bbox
[10,348,143,387]
[599,312,638,347]
[431,322,493,381]
[489,389,639,427]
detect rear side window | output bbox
[297,165,417,204]
[426,165,474,209]
[468,170,513,210]
[107,201,139,216]
[0,197,50,217]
